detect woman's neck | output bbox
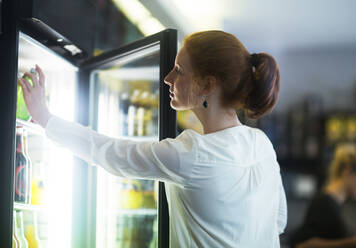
[192,103,242,135]
[325,179,347,205]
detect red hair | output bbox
[183,30,280,119]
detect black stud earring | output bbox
[203,100,208,108]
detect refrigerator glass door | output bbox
[90,43,160,248]
[15,32,77,248]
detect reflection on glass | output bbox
[15,33,76,248]
[92,44,160,248]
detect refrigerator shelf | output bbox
[16,119,45,136]
[14,202,45,212]
[117,208,157,216]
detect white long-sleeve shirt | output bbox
[45,116,287,248]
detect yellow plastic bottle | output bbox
[119,179,143,209]
[23,211,41,248]
[31,162,45,205]
[26,226,40,248]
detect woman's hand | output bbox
[18,65,52,128]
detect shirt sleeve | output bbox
[277,175,288,235]
[45,116,194,186]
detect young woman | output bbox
[292,144,356,248]
[19,30,286,247]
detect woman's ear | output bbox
[202,75,217,96]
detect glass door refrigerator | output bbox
[0,1,177,248]
[78,31,177,248]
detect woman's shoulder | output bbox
[168,126,276,158]
[182,125,275,152]
[234,126,275,158]
[157,129,198,154]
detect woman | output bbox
[292,144,356,248]
[19,30,286,247]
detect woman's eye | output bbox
[175,67,181,74]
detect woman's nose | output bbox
[164,70,173,86]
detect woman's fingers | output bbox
[19,77,31,93]
[35,64,45,88]
[18,78,26,92]
[23,72,39,87]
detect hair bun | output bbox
[245,52,280,119]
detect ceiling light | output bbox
[112,0,165,35]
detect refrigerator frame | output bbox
[0,1,177,246]
[0,0,19,247]
[78,29,177,248]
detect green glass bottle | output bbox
[17,69,35,121]
[15,211,29,248]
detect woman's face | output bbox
[164,46,201,110]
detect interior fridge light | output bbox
[64,44,82,56]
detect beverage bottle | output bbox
[16,211,29,248]
[151,91,159,136]
[149,181,159,248]
[23,131,33,204]
[13,211,19,248]
[13,235,19,248]
[37,212,48,248]
[148,216,158,248]
[120,180,143,209]
[31,162,45,205]
[136,91,147,137]
[15,127,32,204]
[23,211,41,248]
[130,180,143,209]
[128,90,141,136]
[142,180,156,209]
[17,69,37,121]
[118,92,130,136]
[122,215,131,248]
[138,91,154,137]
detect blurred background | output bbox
[8,0,356,247]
